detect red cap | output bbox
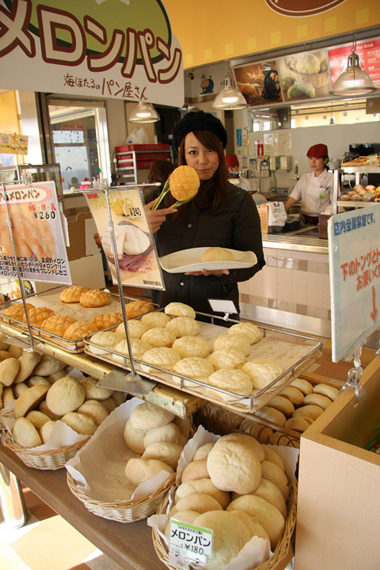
[225,153,239,167]
[307,144,328,159]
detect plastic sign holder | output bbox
[340,345,366,407]
[207,299,237,321]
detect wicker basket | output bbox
[2,434,90,470]
[67,471,176,523]
[152,478,297,570]
[286,66,329,88]
[0,409,16,439]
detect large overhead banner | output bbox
[0,0,184,107]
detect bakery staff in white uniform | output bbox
[285,144,333,224]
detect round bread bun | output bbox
[33,354,66,377]
[140,347,181,373]
[164,511,199,540]
[46,376,85,416]
[289,378,313,395]
[45,370,66,384]
[112,339,152,364]
[76,400,109,426]
[60,411,97,435]
[7,345,24,359]
[181,458,209,483]
[261,445,285,472]
[111,391,127,406]
[212,333,251,357]
[102,397,117,414]
[279,386,304,406]
[285,416,314,433]
[208,348,247,370]
[123,419,148,454]
[207,368,253,399]
[38,400,62,421]
[223,432,265,462]
[227,322,262,344]
[142,441,183,469]
[172,336,210,359]
[88,331,124,355]
[292,404,324,420]
[207,434,262,494]
[141,311,172,329]
[312,383,339,401]
[192,511,251,570]
[172,357,214,387]
[90,312,123,331]
[60,285,89,303]
[25,410,51,430]
[200,247,234,263]
[175,478,231,509]
[303,393,332,410]
[261,460,289,499]
[193,442,215,462]
[27,375,51,388]
[14,351,42,384]
[130,401,175,430]
[164,302,195,320]
[266,395,295,416]
[173,415,192,439]
[125,300,154,319]
[79,289,111,308]
[144,422,184,449]
[125,457,173,487]
[80,376,114,401]
[227,494,285,549]
[166,316,200,338]
[252,478,287,518]
[115,320,148,340]
[14,384,49,418]
[13,383,29,398]
[40,420,56,444]
[0,357,20,387]
[242,359,285,390]
[2,386,15,407]
[171,493,223,518]
[254,406,287,426]
[230,510,270,542]
[63,321,98,342]
[140,327,176,348]
[12,417,42,448]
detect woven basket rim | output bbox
[67,470,176,510]
[2,434,90,457]
[152,478,298,570]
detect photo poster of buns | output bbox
[0,181,72,284]
[233,60,283,107]
[84,187,165,290]
[277,49,331,102]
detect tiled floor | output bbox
[0,486,122,570]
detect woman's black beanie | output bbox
[173,110,228,150]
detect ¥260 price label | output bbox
[169,519,213,567]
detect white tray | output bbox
[159,247,257,273]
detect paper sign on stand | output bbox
[84,187,165,290]
[328,205,380,363]
[0,181,72,284]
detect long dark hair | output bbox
[148,159,175,184]
[170,130,230,222]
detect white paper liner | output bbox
[65,397,175,503]
[148,425,299,570]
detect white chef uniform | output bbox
[289,170,333,216]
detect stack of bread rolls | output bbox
[123,401,191,490]
[165,432,291,568]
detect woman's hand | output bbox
[145,200,176,233]
[185,269,229,276]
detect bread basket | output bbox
[0,409,16,439]
[67,470,176,523]
[286,65,329,88]
[2,433,90,470]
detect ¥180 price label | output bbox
[169,519,213,566]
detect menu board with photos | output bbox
[233,60,283,107]
[328,38,380,90]
[277,49,331,103]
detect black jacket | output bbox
[146,183,265,317]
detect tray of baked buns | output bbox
[0,286,156,354]
[84,302,323,415]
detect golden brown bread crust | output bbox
[22,307,55,326]
[79,289,111,308]
[91,312,124,331]
[63,321,98,340]
[3,303,34,318]
[40,315,77,336]
[60,286,89,303]
[124,300,154,319]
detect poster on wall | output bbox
[0,181,72,283]
[0,0,184,107]
[233,60,283,107]
[329,38,380,91]
[277,49,331,102]
[84,187,165,290]
[328,206,380,363]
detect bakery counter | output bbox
[0,440,166,570]
[262,233,328,254]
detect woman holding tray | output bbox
[145,110,265,321]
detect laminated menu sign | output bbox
[328,206,380,363]
[84,187,165,290]
[0,181,72,284]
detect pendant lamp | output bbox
[212,72,247,110]
[330,44,376,97]
[128,101,160,123]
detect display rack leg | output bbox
[0,462,29,528]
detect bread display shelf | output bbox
[84,315,322,415]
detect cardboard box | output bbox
[295,354,380,570]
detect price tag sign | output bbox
[328,206,380,362]
[84,187,165,290]
[168,519,213,567]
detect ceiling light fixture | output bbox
[212,71,247,111]
[330,42,377,97]
[128,101,160,123]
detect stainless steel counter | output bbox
[262,231,328,253]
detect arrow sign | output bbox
[371,285,377,322]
